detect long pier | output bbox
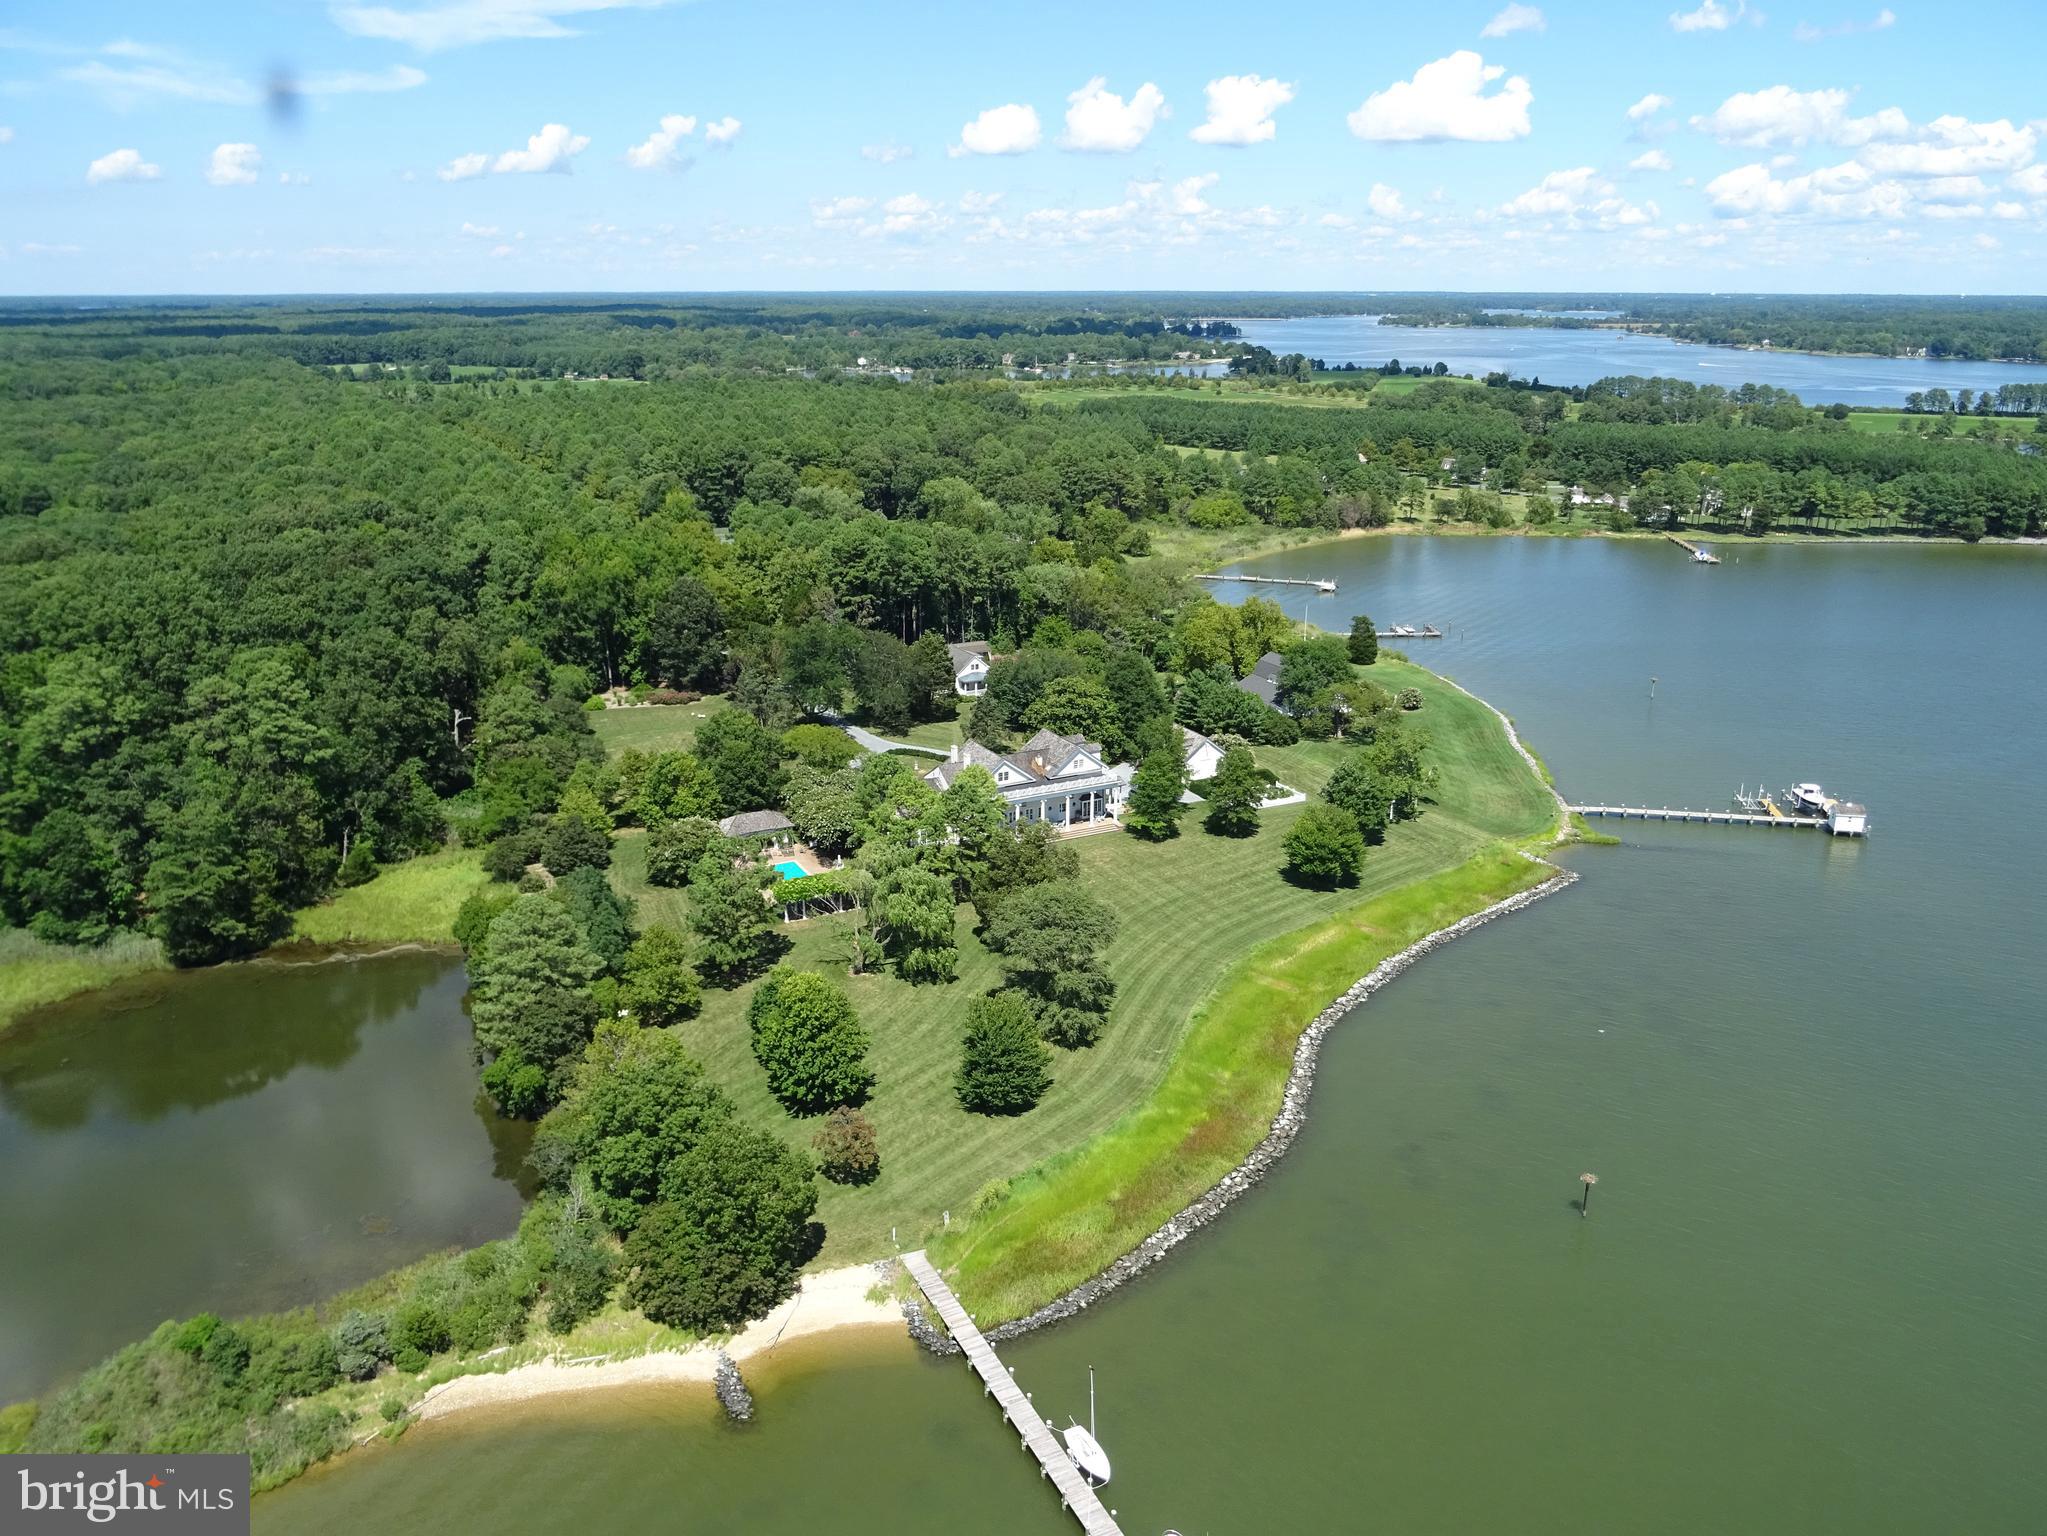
[1571,804,1826,829]
[1194,572,1336,592]
[902,1251,1123,1536]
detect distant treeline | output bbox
[1366,293,2047,364]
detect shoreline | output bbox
[409,1262,900,1426]
[965,855,1576,1348]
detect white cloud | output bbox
[1794,7,1895,41]
[810,195,873,227]
[959,189,1002,213]
[1367,182,1411,220]
[1501,166,1658,227]
[1990,201,2028,220]
[1189,73,1293,146]
[86,147,160,184]
[493,122,590,174]
[626,113,695,169]
[298,64,429,94]
[1347,51,1532,143]
[1858,117,2035,177]
[2010,166,2047,198]
[862,141,913,164]
[878,192,943,234]
[1,126,15,145]
[702,116,741,148]
[1627,93,1673,121]
[1974,232,2000,250]
[19,242,85,256]
[460,220,501,236]
[206,142,261,186]
[1704,159,1915,218]
[1692,86,1909,148]
[1630,148,1674,171]
[1061,77,1166,152]
[1670,0,1747,31]
[438,152,489,181]
[60,55,256,108]
[330,0,684,52]
[1481,4,1546,38]
[952,103,1041,156]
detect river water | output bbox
[253,537,2047,1535]
[1234,314,2047,408]
[0,950,532,1401]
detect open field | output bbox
[1843,409,2036,438]
[288,848,488,947]
[608,657,1555,1272]
[0,930,168,1035]
[588,695,730,757]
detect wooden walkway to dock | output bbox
[901,1251,1123,1536]
[1194,572,1335,592]
[1571,804,1825,829]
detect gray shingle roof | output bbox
[1237,654,1284,706]
[717,810,794,838]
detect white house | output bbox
[948,640,991,696]
[923,729,1129,831]
[1181,724,1224,782]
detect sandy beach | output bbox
[413,1263,901,1423]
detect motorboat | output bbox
[1787,782,1830,815]
[1063,1366,1112,1486]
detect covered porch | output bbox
[1002,784,1119,832]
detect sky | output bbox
[2,0,2044,295]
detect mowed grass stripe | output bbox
[601,659,1554,1270]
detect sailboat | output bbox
[1062,1365,1112,1486]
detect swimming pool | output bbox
[771,860,808,881]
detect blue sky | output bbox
[2,0,2043,293]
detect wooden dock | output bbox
[1571,804,1825,829]
[902,1251,1124,1536]
[1194,572,1336,592]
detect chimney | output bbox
[947,743,959,764]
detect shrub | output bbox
[955,993,1052,1114]
[781,723,860,771]
[811,1107,880,1185]
[390,1302,450,1373]
[1398,688,1423,711]
[379,1397,407,1423]
[1284,804,1367,886]
[540,813,611,876]
[336,839,379,888]
[200,1323,252,1383]
[481,1046,549,1118]
[482,827,541,882]
[331,1311,389,1381]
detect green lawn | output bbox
[287,848,487,946]
[0,930,168,1035]
[589,695,730,757]
[607,657,1556,1278]
[1843,409,2033,438]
